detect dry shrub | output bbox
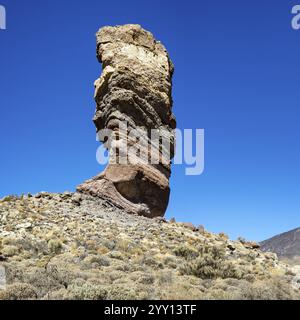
[180,245,242,280]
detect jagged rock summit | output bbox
[77,24,176,218]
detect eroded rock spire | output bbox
[77,24,176,217]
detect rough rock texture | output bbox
[1,193,300,300]
[77,25,176,218]
[261,228,300,259]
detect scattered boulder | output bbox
[154,217,167,224]
[71,193,82,206]
[16,222,32,230]
[180,222,198,232]
[243,241,261,250]
[198,225,205,234]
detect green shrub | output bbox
[107,285,138,300]
[174,245,199,260]
[0,195,19,202]
[238,278,299,300]
[48,239,63,254]
[67,282,107,300]
[2,245,19,257]
[0,283,37,300]
[138,274,155,285]
[180,245,242,280]
[237,237,246,244]
[82,255,110,268]
[158,271,173,285]
[108,251,124,260]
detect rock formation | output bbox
[77,24,176,217]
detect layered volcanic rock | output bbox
[77,24,176,218]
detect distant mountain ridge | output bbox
[261,228,300,258]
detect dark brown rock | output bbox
[77,25,176,218]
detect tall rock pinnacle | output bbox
[77,24,176,217]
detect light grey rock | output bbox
[16,222,32,230]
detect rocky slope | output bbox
[261,228,300,260]
[0,192,299,300]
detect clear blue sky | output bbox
[0,0,299,241]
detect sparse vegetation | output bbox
[174,245,199,259]
[180,245,242,280]
[48,239,63,255]
[0,192,299,300]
